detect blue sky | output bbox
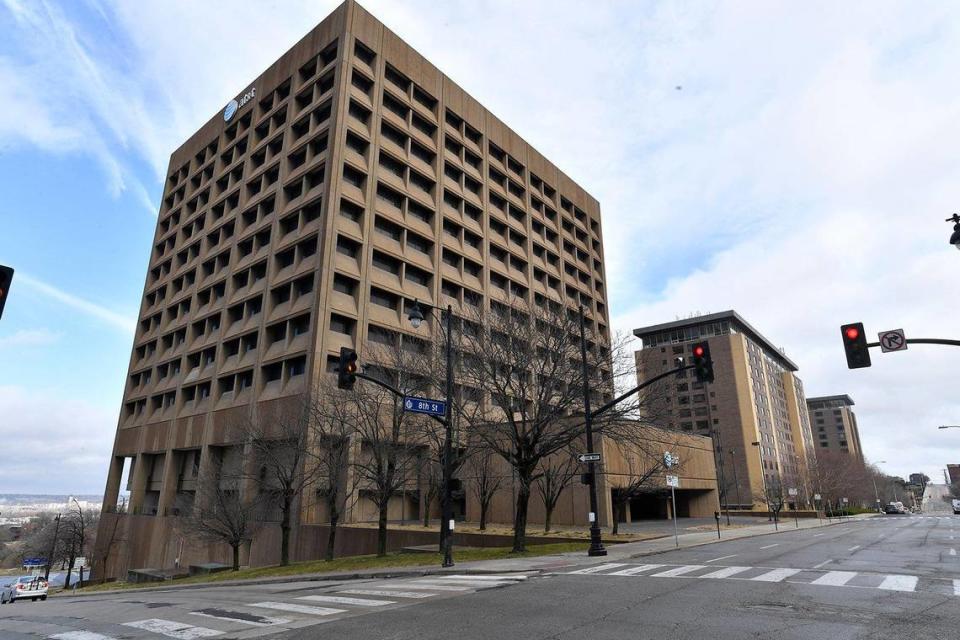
[1,0,959,493]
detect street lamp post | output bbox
[577,305,607,557]
[407,301,455,568]
[938,426,960,430]
[752,441,775,528]
[44,513,61,581]
[729,448,743,509]
[871,460,887,513]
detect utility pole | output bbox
[44,513,61,581]
[578,305,607,557]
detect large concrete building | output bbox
[806,395,864,462]
[95,0,627,577]
[633,311,817,512]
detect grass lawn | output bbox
[72,542,589,594]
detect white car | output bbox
[8,575,48,602]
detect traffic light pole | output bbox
[578,306,606,557]
[867,338,960,348]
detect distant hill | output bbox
[0,494,102,506]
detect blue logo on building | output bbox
[223,99,239,122]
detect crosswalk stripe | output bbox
[299,595,395,606]
[751,568,801,582]
[810,571,857,586]
[396,582,473,591]
[190,610,290,627]
[339,589,435,599]
[650,565,707,578]
[953,579,960,596]
[250,602,347,616]
[123,619,223,639]
[700,566,752,579]
[50,633,118,640]
[416,578,512,588]
[608,564,665,577]
[432,574,527,581]
[568,563,628,575]
[878,575,918,592]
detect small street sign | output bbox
[666,475,679,488]
[403,396,446,417]
[75,556,87,568]
[663,451,679,468]
[879,329,907,353]
[577,453,601,463]
[842,497,849,504]
[22,557,46,567]
[814,493,822,501]
[788,488,798,497]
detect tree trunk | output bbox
[422,490,431,528]
[326,502,338,562]
[231,543,240,571]
[479,498,488,531]
[64,554,75,589]
[377,500,388,557]
[544,505,553,533]
[280,494,293,566]
[512,475,532,553]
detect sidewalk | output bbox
[61,514,875,597]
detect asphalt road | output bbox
[3,514,960,639]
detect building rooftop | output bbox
[632,310,799,372]
[806,394,856,407]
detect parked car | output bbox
[885,503,904,514]
[9,575,48,602]
[0,580,13,604]
[952,499,960,515]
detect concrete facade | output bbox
[806,395,864,462]
[94,0,625,578]
[633,311,817,512]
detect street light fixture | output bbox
[948,214,960,251]
[938,425,960,430]
[751,441,774,527]
[406,299,455,568]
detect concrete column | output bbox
[157,451,180,516]
[193,444,215,513]
[128,455,149,513]
[102,456,125,511]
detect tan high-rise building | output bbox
[806,395,864,462]
[95,0,612,577]
[633,311,816,511]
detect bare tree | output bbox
[350,337,431,557]
[607,442,685,535]
[308,377,358,562]
[463,448,503,531]
[178,460,261,571]
[240,394,330,566]
[61,499,96,589]
[535,454,578,533]
[457,300,660,552]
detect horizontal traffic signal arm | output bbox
[591,363,695,420]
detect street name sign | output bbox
[578,453,601,463]
[403,396,446,417]
[842,497,849,504]
[879,329,907,353]
[666,475,679,488]
[23,557,46,567]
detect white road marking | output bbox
[608,564,665,576]
[759,544,779,550]
[813,560,832,569]
[416,578,512,588]
[700,566,752,579]
[705,554,738,563]
[951,549,957,556]
[250,601,346,616]
[954,580,960,596]
[339,589,435,598]
[811,571,857,586]
[567,563,628,575]
[299,595,395,607]
[650,565,707,577]
[123,619,223,639]
[50,633,118,640]
[392,583,473,591]
[812,533,825,537]
[878,575,918,592]
[190,611,290,627]
[751,568,801,582]
[848,545,861,551]
[431,574,527,581]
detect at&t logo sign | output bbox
[224,86,256,122]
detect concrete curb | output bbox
[55,514,883,599]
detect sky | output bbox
[0,0,958,494]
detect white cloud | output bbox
[0,386,115,494]
[0,328,61,349]
[16,272,135,333]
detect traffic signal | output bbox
[841,322,871,369]
[0,265,12,321]
[691,341,714,383]
[337,347,359,390]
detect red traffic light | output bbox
[693,345,704,357]
[845,326,859,341]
